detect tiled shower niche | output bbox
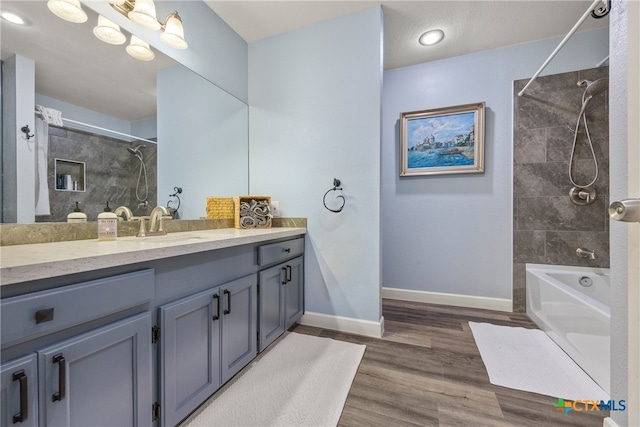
[38,126,157,222]
[512,66,609,313]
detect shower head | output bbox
[127,145,145,160]
[577,78,608,114]
[578,78,609,98]
[127,145,145,155]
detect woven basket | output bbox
[234,196,272,229]
[206,197,234,219]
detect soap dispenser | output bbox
[67,201,87,223]
[98,201,118,241]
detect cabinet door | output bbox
[221,274,257,384]
[1,354,38,427]
[160,289,221,427]
[37,313,152,427]
[284,256,304,330]
[258,264,286,352]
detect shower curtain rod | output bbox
[518,0,606,97]
[34,110,156,144]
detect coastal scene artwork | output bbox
[400,102,485,176]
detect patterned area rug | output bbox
[181,332,366,427]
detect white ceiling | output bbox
[205,1,609,70]
[0,1,609,122]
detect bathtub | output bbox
[526,263,610,394]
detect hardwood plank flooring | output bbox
[290,299,609,427]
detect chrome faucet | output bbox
[114,206,133,221]
[148,206,172,235]
[576,248,596,259]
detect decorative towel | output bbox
[34,117,51,216]
[239,199,272,228]
[36,105,64,126]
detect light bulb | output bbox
[126,35,155,61]
[93,15,126,45]
[47,0,87,23]
[160,12,188,49]
[128,0,161,31]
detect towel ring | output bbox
[167,186,182,218]
[323,178,345,213]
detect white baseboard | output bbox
[381,287,512,312]
[603,417,621,427]
[299,312,384,338]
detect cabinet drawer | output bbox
[1,269,154,347]
[258,237,304,266]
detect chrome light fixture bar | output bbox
[109,0,188,49]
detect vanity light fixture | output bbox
[47,0,87,23]
[1,11,26,25]
[126,35,155,61]
[93,15,126,45]
[110,0,188,49]
[419,29,445,46]
[127,0,161,31]
[160,12,187,49]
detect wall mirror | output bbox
[1,0,249,222]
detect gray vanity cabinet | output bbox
[37,312,152,426]
[283,256,304,330]
[258,255,304,352]
[159,274,257,426]
[220,274,257,383]
[1,354,38,427]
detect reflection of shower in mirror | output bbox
[128,145,149,208]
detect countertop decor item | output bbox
[207,196,233,220]
[234,196,271,229]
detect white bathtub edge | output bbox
[381,287,512,312]
[603,417,621,427]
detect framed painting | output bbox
[400,102,485,176]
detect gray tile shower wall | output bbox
[513,67,609,312]
[37,126,157,222]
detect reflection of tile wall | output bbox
[513,67,609,312]
[36,126,157,222]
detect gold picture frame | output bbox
[400,102,485,176]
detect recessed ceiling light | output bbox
[1,11,25,25]
[419,29,445,46]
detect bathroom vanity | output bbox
[0,227,306,426]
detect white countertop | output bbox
[0,227,306,286]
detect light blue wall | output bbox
[382,29,609,300]
[83,0,248,103]
[248,7,383,322]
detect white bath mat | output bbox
[469,322,609,401]
[180,332,366,427]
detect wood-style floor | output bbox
[291,299,609,427]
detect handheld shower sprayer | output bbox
[127,145,149,205]
[568,78,608,194]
